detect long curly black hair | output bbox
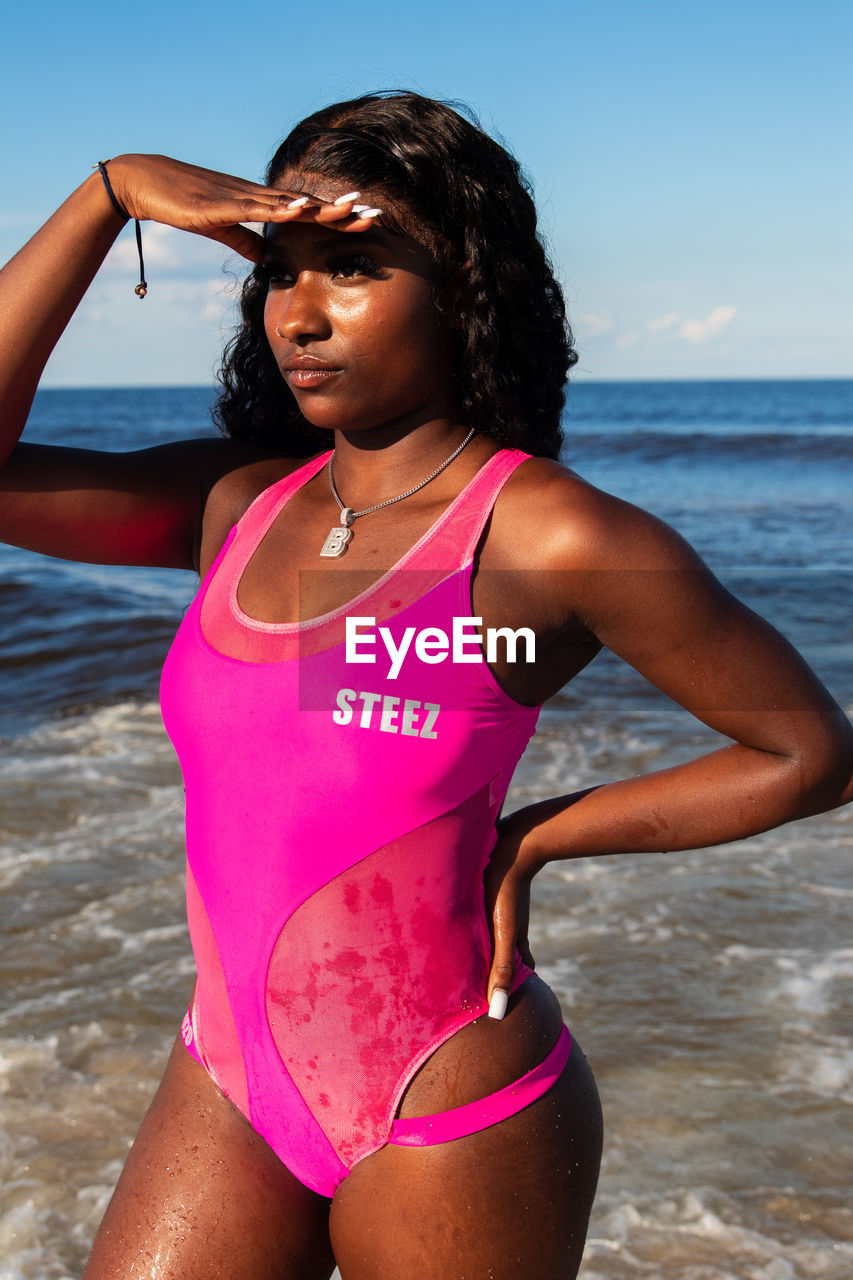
[213,91,575,459]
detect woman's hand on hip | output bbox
[484,810,544,1019]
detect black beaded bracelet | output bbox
[95,160,148,298]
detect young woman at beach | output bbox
[1,92,851,1279]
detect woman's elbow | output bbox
[796,710,853,814]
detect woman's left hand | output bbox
[483,810,544,1018]
[484,788,601,1018]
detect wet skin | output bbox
[83,981,603,1280]
[229,185,606,708]
[82,178,606,1279]
[3,157,849,1279]
[261,218,455,439]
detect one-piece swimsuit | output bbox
[160,447,571,1197]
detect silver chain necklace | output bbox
[319,428,477,558]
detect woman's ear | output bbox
[436,262,472,320]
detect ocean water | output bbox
[1,380,851,1279]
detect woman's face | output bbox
[263,174,457,437]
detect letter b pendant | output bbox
[320,525,353,558]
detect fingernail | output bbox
[351,204,370,213]
[333,191,361,205]
[488,989,508,1020]
[287,196,309,209]
[359,207,383,219]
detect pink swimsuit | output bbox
[160,448,571,1197]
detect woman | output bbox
[1,92,850,1279]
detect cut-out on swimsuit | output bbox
[160,447,572,1197]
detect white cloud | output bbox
[648,312,681,332]
[203,277,239,325]
[615,332,639,348]
[105,222,183,271]
[70,273,240,337]
[102,223,247,282]
[679,306,737,343]
[44,272,242,386]
[578,310,614,337]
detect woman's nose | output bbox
[272,274,330,344]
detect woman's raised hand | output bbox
[0,150,383,554]
[0,152,384,454]
[104,154,381,263]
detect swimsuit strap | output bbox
[225,451,332,578]
[197,446,531,663]
[226,446,530,580]
[401,448,530,574]
[389,1025,572,1147]
[384,445,525,576]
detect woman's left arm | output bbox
[485,486,853,1007]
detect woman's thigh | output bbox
[329,1035,603,1280]
[83,1035,337,1280]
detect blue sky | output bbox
[2,0,850,385]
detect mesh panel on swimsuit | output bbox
[266,783,497,1168]
[162,449,550,1196]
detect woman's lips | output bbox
[285,367,342,388]
[282,357,342,389]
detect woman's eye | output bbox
[259,256,387,286]
[260,265,295,287]
[329,255,384,280]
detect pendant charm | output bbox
[320,525,353,558]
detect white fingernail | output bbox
[287,196,309,209]
[333,190,361,205]
[351,204,370,213]
[488,989,508,1020]
[359,207,383,219]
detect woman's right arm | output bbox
[0,156,340,569]
[0,165,129,443]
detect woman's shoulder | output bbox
[489,454,703,574]
[204,443,308,515]
[199,444,328,569]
